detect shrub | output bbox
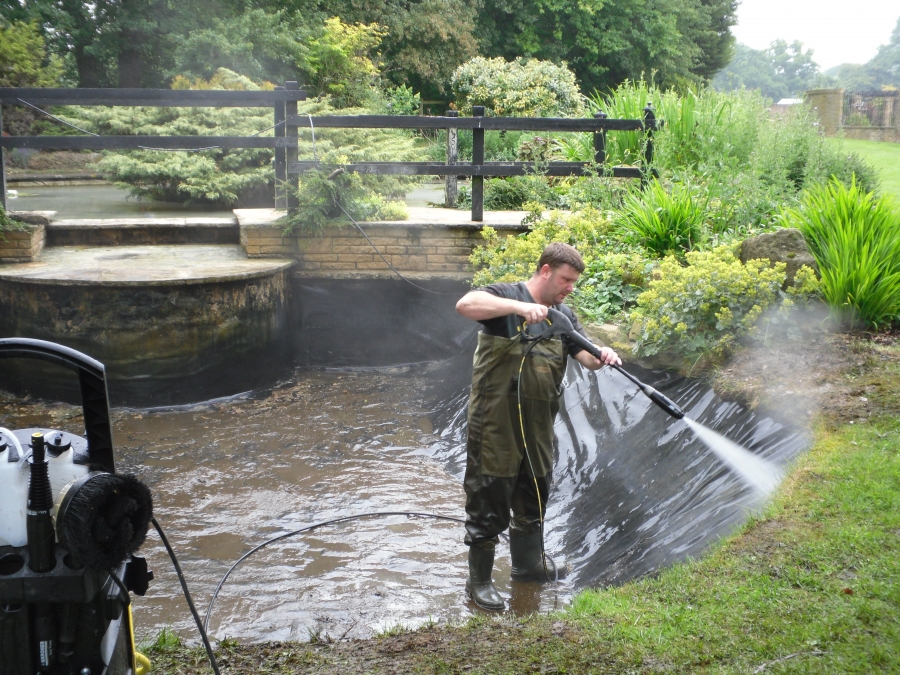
[451,57,584,117]
[617,180,707,256]
[283,169,409,233]
[0,20,63,135]
[386,84,421,115]
[568,253,650,324]
[782,178,900,330]
[630,246,811,360]
[470,208,614,286]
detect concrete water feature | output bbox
[0,243,293,405]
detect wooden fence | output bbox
[1,84,658,220]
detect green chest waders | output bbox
[463,331,567,547]
[463,332,569,607]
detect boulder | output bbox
[739,228,818,287]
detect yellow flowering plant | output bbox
[631,245,818,359]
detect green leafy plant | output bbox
[782,178,900,330]
[282,169,409,233]
[386,84,421,115]
[301,17,387,109]
[630,245,807,360]
[469,207,616,287]
[617,180,707,256]
[58,72,425,210]
[568,253,650,324]
[451,57,584,117]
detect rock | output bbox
[739,228,818,287]
[585,322,625,347]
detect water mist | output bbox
[683,418,783,494]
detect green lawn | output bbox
[828,138,900,201]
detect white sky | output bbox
[732,0,899,70]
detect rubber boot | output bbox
[510,532,567,582]
[465,544,504,611]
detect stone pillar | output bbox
[805,89,844,136]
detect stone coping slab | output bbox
[8,211,56,226]
[50,217,238,228]
[0,244,292,286]
[291,269,472,281]
[234,207,529,230]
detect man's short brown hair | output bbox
[536,243,584,274]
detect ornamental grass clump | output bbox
[618,180,707,256]
[631,246,811,360]
[782,178,900,330]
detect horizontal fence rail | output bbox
[0,87,307,107]
[0,86,658,219]
[0,136,277,150]
[289,161,646,179]
[286,114,650,132]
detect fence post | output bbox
[445,110,458,209]
[285,81,301,211]
[471,106,485,222]
[274,86,286,209]
[642,103,656,185]
[0,105,6,212]
[593,111,607,171]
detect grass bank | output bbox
[146,337,900,674]
[829,138,900,201]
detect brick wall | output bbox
[805,89,844,136]
[292,224,482,273]
[237,208,529,275]
[1,212,49,263]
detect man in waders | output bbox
[456,242,621,610]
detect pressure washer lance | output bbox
[545,308,686,420]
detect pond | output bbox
[0,349,807,644]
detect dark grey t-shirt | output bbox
[477,281,590,358]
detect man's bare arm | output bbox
[456,291,548,324]
[573,345,621,370]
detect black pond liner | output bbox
[427,354,808,589]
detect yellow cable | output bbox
[516,329,552,580]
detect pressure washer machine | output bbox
[0,339,153,675]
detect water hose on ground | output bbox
[203,511,490,632]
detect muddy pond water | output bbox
[0,351,808,644]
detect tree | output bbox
[172,8,308,84]
[831,16,900,90]
[475,0,738,94]
[713,40,820,101]
[301,17,386,107]
[278,0,480,99]
[0,19,62,133]
[2,0,245,87]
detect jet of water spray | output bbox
[684,418,783,494]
